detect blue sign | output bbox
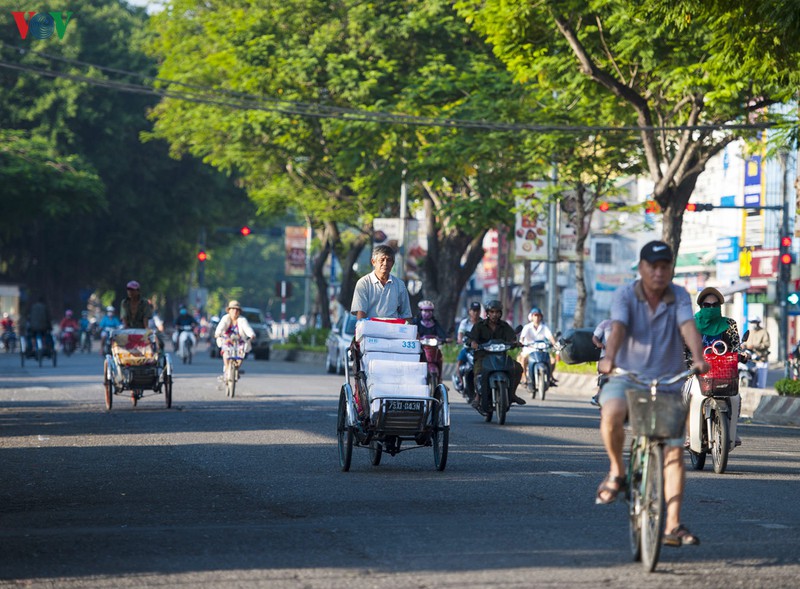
[744,155,762,187]
[716,237,739,263]
[720,195,736,207]
[744,192,761,207]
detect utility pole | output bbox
[303,219,312,324]
[398,170,408,279]
[779,151,790,363]
[547,165,559,331]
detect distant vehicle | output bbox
[241,307,271,360]
[326,312,356,375]
[209,306,271,361]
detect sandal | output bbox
[595,475,626,505]
[663,524,700,547]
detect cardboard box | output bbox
[355,320,417,342]
[366,359,428,384]
[360,337,419,355]
[362,351,421,366]
[367,383,430,401]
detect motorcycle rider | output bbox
[27,296,53,352]
[742,317,770,388]
[172,306,198,352]
[469,299,526,408]
[99,306,121,355]
[1,312,15,351]
[518,307,558,387]
[120,280,154,329]
[58,310,80,350]
[79,311,91,352]
[591,318,614,406]
[412,300,447,340]
[455,302,482,392]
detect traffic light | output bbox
[598,201,626,212]
[788,292,800,306]
[780,234,793,282]
[685,203,714,212]
[240,226,251,236]
[197,250,208,262]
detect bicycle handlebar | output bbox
[612,366,698,387]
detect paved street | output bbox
[0,347,798,588]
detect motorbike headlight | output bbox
[420,337,437,346]
[485,343,507,352]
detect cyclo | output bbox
[103,328,173,409]
[336,318,450,472]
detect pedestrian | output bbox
[743,317,770,388]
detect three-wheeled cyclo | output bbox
[103,329,173,409]
[336,319,450,472]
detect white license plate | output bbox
[387,400,423,412]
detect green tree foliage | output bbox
[0,0,252,315]
[456,0,800,253]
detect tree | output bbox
[456,0,800,254]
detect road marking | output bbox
[482,454,512,461]
[758,523,790,529]
[550,471,581,477]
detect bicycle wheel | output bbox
[103,360,113,410]
[226,364,237,398]
[640,443,664,572]
[496,381,508,425]
[627,438,644,562]
[337,388,353,471]
[711,409,730,474]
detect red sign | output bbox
[749,248,779,279]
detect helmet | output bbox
[106,306,115,313]
[126,280,140,290]
[418,300,434,311]
[65,310,73,318]
[528,307,543,321]
[179,308,188,315]
[748,316,762,324]
[81,310,88,317]
[485,299,502,312]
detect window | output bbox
[595,242,613,264]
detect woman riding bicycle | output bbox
[214,300,255,377]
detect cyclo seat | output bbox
[111,329,158,366]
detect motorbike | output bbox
[2,326,17,353]
[61,326,77,356]
[452,345,475,402]
[524,340,554,400]
[789,343,800,381]
[174,325,196,365]
[738,348,757,388]
[80,328,92,354]
[473,338,521,425]
[419,335,445,391]
[687,342,740,474]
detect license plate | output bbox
[387,400,423,412]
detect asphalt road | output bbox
[0,346,798,588]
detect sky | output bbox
[124,0,164,13]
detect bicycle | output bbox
[221,335,248,398]
[616,367,697,572]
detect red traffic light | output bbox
[781,253,792,265]
[599,202,610,212]
[197,250,207,262]
[781,236,792,248]
[685,203,697,212]
[240,226,251,236]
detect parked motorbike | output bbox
[61,326,77,356]
[525,340,554,400]
[474,338,521,425]
[687,342,740,474]
[175,325,196,365]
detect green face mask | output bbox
[694,306,728,336]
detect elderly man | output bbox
[597,240,709,548]
[120,280,154,329]
[350,245,412,320]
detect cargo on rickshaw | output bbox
[103,329,172,409]
[336,318,449,472]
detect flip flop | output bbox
[663,524,700,547]
[595,475,626,505]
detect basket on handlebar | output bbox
[625,381,688,439]
[698,352,738,396]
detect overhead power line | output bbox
[0,41,776,135]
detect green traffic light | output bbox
[788,292,800,305]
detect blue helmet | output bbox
[529,307,543,316]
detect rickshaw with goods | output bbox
[103,329,173,409]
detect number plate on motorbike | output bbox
[387,400,423,412]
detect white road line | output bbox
[482,454,512,461]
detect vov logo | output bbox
[12,11,74,40]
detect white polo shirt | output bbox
[350,271,412,319]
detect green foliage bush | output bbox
[774,378,800,396]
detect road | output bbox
[0,346,798,588]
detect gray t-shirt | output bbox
[610,280,693,383]
[350,271,412,319]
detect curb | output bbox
[274,353,800,427]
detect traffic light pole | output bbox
[778,153,790,364]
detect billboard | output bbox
[284,226,307,276]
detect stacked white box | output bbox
[362,351,420,365]
[366,359,428,384]
[355,320,417,342]
[360,336,419,354]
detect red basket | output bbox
[698,352,738,396]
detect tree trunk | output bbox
[336,229,370,311]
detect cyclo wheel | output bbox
[432,399,449,472]
[711,409,730,474]
[640,442,665,572]
[103,360,113,410]
[496,381,508,425]
[369,441,382,466]
[164,374,173,409]
[627,438,644,563]
[337,387,353,472]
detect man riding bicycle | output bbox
[597,241,708,547]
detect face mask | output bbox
[695,306,727,336]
